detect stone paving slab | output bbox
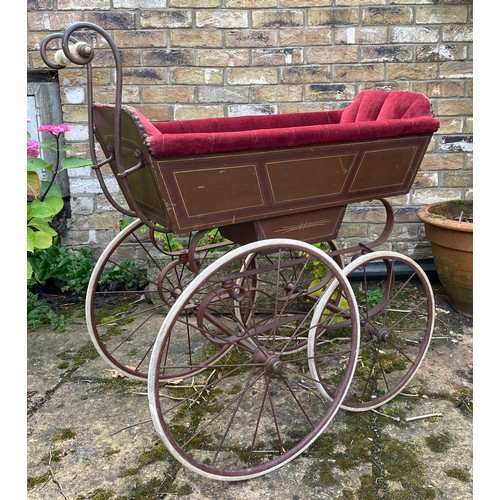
[27,285,473,499]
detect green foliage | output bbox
[27,290,67,331]
[28,239,148,331]
[27,125,92,279]
[28,241,94,296]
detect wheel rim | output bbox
[148,239,360,480]
[310,251,434,411]
[85,219,236,380]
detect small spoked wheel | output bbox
[85,219,236,380]
[148,239,360,480]
[309,251,434,411]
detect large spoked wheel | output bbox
[148,239,360,480]
[310,251,434,411]
[85,219,236,380]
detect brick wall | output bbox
[27,0,473,259]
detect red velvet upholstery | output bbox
[128,90,440,157]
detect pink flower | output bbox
[27,139,40,158]
[37,123,71,136]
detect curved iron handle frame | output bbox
[40,22,169,234]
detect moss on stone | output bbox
[27,474,50,490]
[425,431,453,453]
[445,467,471,482]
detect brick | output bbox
[387,63,437,80]
[198,86,249,103]
[334,64,385,82]
[279,103,334,113]
[228,104,278,116]
[143,49,195,66]
[61,86,85,105]
[113,0,166,7]
[465,118,473,134]
[140,10,192,28]
[171,29,223,47]
[279,28,332,46]
[361,45,413,62]
[437,118,465,135]
[122,68,167,85]
[416,6,469,24]
[225,30,278,48]
[416,44,467,62]
[197,10,249,28]
[305,84,356,101]
[133,105,171,121]
[173,105,225,120]
[281,66,331,84]
[96,193,127,213]
[443,26,473,42]
[227,67,278,85]
[141,85,195,103]
[441,171,473,188]
[58,0,110,9]
[252,48,303,66]
[252,10,303,28]
[336,0,386,4]
[28,11,82,31]
[335,26,388,44]
[198,49,250,67]
[70,196,95,215]
[359,82,411,92]
[172,68,223,85]
[391,26,439,43]
[412,189,463,205]
[84,12,136,30]
[114,30,167,48]
[420,153,464,170]
[252,85,303,102]
[27,0,53,11]
[171,0,222,6]
[413,171,439,188]
[436,98,473,116]
[93,49,141,69]
[438,136,473,153]
[412,81,465,98]
[386,222,419,240]
[306,46,357,64]
[308,8,359,26]
[93,86,141,104]
[281,0,332,6]
[363,7,413,25]
[439,61,473,79]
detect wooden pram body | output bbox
[92,89,439,245]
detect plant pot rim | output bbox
[417,200,473,233]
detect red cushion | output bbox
[128,90,440,157]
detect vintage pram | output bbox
[41,23,440,481]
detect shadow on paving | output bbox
[27,284,472,499]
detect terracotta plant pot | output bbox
[417,200,473,317]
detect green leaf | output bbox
[27,227,35,253]
[40,139,57,150]
[33,230,53,250]
[28,218,57,236]
[27,197,63,219]
[61,156,93,169]
[27,172,41,197]
[27,260,33,280]
[40,183,62,199]
[44,195,64,214]
[27,157,52,172]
